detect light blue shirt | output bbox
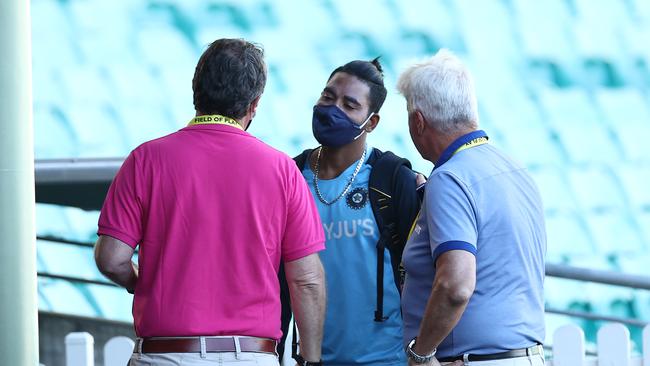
[302,146,406,366]
[401,130,546,358]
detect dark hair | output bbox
[192,38,266,119]
[328,57,387,115]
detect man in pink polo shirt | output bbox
[94,38,326,366]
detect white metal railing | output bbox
[60,323,650,366]
[547,323,650,366]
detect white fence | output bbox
[62,323,650,366]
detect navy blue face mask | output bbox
[312,105,373,147]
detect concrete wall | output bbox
[39,312,135,366]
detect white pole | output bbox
[0,0,39,365]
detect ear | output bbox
[365,113,380,133]
[249,96,261,117]
[414,110,427,135]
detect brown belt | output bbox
[136,337,277,354]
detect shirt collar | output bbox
[433,129,488,170]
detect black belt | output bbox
[438,344,542,363]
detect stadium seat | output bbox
[545,212,595,259]
[584,210,645,255]
[60,65,115,107]
[330,0,399,39]
[117,101,179,150]
[37,239,102,281]
[545,276,589,310]
[31,0,81,71]
[63,102,129,157]
[499,125,566,167]
[635,211,650,247]
[572,19,627,88]
[85,285,134,322]
[135,24,198,70]
[595,88,650,126]
[594,90,650,162]
[392,0,463,51]
[36,204,72,240]
[107,63,168,108]
[538,88,602,126]
[511,0,576,87]
[64,209,101,243]
[34,105,78,159]
[480,90,546,131]
[567,166,627,211]
[453,0,519,62]
[630,0,650,23]
[616,164,650,211]
[37,277,99,317]
[528,166,577,213]
[554,123,622,165]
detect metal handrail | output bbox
[38,273,118,287]
[546,263,650,291]
[36,237,650,325]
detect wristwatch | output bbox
[294,354,323,366]
[406,337,437,364]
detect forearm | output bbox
[287,260,326,361]
[94,235,138,293]
[99,260,138,292]
[412,283,470,355]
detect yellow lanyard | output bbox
[453,136,488,155]
[406,136,489,241]
[187,114,243,131]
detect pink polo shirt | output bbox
[98,123,325,339]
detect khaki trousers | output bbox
[128,351,279,365]
[441,354,545,366]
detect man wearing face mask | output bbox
[280,58,422,366]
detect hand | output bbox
[416,173,427,186]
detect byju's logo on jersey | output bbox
[346,187,368,210]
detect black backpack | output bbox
[278,148,421,359]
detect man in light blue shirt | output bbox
[396,50,546,366]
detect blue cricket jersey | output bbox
[302,146,406,366]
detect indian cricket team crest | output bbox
[346,187,368,210]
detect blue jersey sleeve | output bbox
[425,171,478,264]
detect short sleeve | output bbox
[281,163,325,262]
[97,151,143,248]
[425,171,478,263]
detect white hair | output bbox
[396,49,479,134]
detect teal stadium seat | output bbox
[34,105,78,159]
[616,164,650,211]
[567,166,627,211]
[392,0,463,52]
[511,0,576,87]
[36,204,72,240]
[538,88,621,164]
[63,102,129,157]
[528,166,577,213]
[584,210,645,255]
[453,0,519,63]
[38,277,99,318]
[595,89,650,162]
[544,212,595,261]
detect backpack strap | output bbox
[367,149,415,322]
[294,149,313,171]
